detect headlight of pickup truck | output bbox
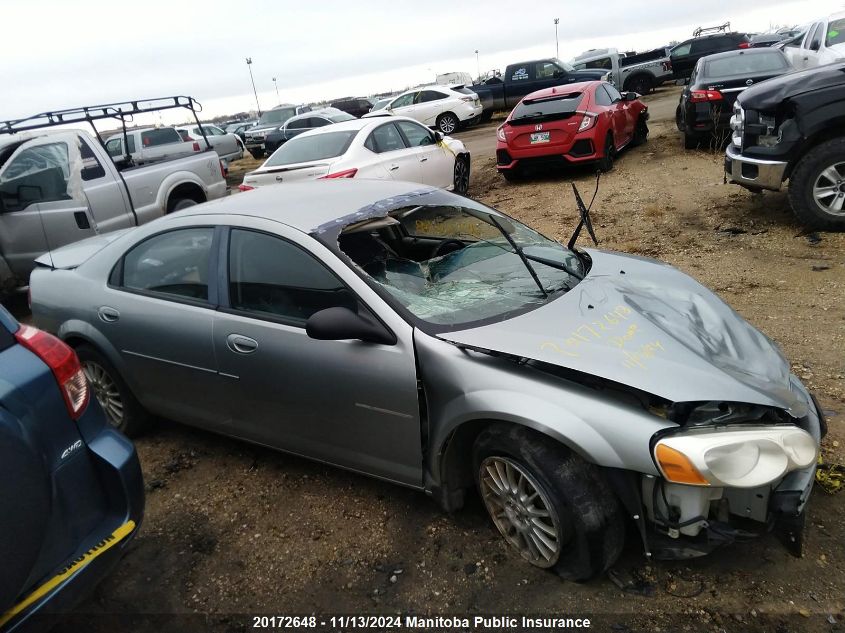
[654,427,817,488]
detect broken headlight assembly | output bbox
[742,110,781,149]
[653,426,817,488]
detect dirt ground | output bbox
[38,86,845,632]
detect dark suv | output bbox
[330,98,373,118]
[670,32,751,79]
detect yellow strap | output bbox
[815,458,844,495]
[0,520,136,628]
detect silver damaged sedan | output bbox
[29,180,824,579]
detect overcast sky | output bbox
[1,0,838,126]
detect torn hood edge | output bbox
[738,62,845,110]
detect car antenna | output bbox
[566,171,601,250]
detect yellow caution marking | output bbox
[0,520,136,629]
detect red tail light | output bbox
[689,89,723,102]
[238,183,255,191]
[192,142,201,151]
[14,325,89,420]
[738,42,751,49]
[319,168,358,179]
[496,125,507,142]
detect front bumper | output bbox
[725,144,787,191]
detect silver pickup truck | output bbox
[0,127,227,292]
[572,47,673,95]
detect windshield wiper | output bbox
[488,215,547,298]
[523,253,583,281]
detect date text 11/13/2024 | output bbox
[251,615,592,629]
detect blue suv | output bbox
[0,305,144,631]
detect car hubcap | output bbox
[813,162,845,215]
[479,456,561,567]
[83,361,124,426]
[440,116,456,134]
[454,159,469,192]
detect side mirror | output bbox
[433,131,444,142]
[306,307,395,345]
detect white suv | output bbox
[784,12,845,69]
[362,85,482,134]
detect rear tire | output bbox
[76,345,150,437]
[788,137,845,231]
[168,198,198,213]
[627,75,652,96]
[683,132,700,150]
[437,112,459,135]
[473,423,625,580]
[597,134,615,172]
[249,149,265,160]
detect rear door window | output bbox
[121,228,214,301]
[827,19,845,46]
[78,137,106,181]
[227,228,357,325]
[417,90,447,103]
[140,128,181,147]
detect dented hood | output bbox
[438,249,808,416]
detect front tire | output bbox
[473,424,624,580]
[631,115,649,147]
[788,137,845,231]
[453,155,470,194]
[76,345,150,437]
[437,112,459,135]
[627,75,652,96]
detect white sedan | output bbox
[362,85,482,135]
[239,117,471,194]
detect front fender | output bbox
[414,331,672,484]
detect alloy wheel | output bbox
[83,361,124,426]
[479,456,562,568]
[812,162,845,215]
[439,115,457,135]
[454,158,469,194]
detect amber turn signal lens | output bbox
[655,444,710,486]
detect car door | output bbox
[97,225,230,428]
[395,120,452,187]
[387,92,417,120]
[803,22,825,67]
[414,90,448,127]
[670,40,694,78]
[0,137,96,281]
[605,83,636,144]
[364,122,421,182]
[76,136,135,236]
[212,223,423,485]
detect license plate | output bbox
[530,132,550,144]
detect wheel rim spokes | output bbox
[83,362,124,426]
[814,162,845,215]
[479,456,561,567]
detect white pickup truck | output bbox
[104,126,203,165]
[571,47,673,95]
[0,125,227,292]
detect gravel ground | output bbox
[24,87,845,632]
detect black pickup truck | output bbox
[725,62,845,230]
[470,59,609,118]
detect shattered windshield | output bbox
[335,200,585,327]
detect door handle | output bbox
[97,306,120,323]
[226,333,258,354]
[74,211,91,229]
[419,157,428,162]
[388,164,399,171]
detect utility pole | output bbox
[272,77,280,103]
[246,57,261,116]
[554,18,560,58]
[474,50,480,81]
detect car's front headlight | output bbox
[654,427,817,488]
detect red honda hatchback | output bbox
[496,81,649,180]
